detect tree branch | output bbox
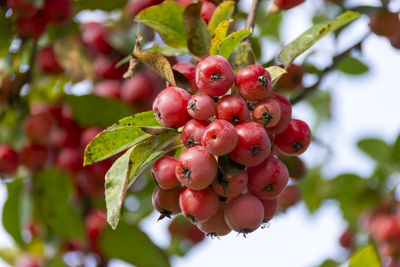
[245,0,259,31]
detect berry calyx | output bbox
[274,119,312,155]
[235,65,272,101]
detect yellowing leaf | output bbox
[266,66,287,82]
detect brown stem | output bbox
[245,0,259,31]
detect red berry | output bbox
[121,74,157,112]
[23,113,54,145]
[277,153,307,180]
[7,0,38,19]
[224,194,264,235]
[0,144,19,175]
[125,0,163,17]
[37,46,63,74]
[151,156,180,190]
[235,65,272,101]
[339,228,354,249]
[15,254,42,267]
[152,186,181,220]
[20,143,49,171]
[179,187,219,223]
[212,170,248,198]
[274,119,311,155]
[266,92,292,134]
[370,215,400,242]
[56,147,83,173]
[229,122,271,167]
[153,87,191,128]
[197,202,231,237]
[93,80,121,99]
[42,0,73,25]
[278,185,302,210]
[252,98,281,128]
[261,198,278,223]
[276,64,304,91]
[174,0,190,7]
[272,0,305,10]
[201,119,237,156]
[216,95,249,125]
[93,55,126,80]
[173,62,199,93]
[181,119,208,148]
[175,146,217,190]
[195,55,234,96]
[247,156,289,200]
[81,22,112,54]
[200,0,216,24]
[369,11,400,37]
[187,93,215,121]
[85,209,107,252]
[17,13,47,39]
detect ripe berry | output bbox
[17,13,48,39]
[23,113,54,145]
[252,98,281,128]
[175,146,217,190]
[200,0,216,24]
[195,55,234,96]
[153,87,191,128]
[168,215,205,243]
[369,11,400,37]
[197,202,231,237]
[339,228,354,249]
[56,147,83,174]
[85,209,107,252]
[212,170,248,198]
[152,186,181,220]
[235,65,272,101]
[247,156,289,200]
[261,198,278,223]
[93,55,126,80]
[42,0,73,25]
[181,119,208,148]
[278,185,302,210]
[187,94,215,121]
[0,144,19,175]
[216,95,249,125]
[37,46,63,74]
[7,0,38,19]
[277,153,306,180]
[272,0,305,10]
[81,22,112,54]
[15,254,41,267]
[201,119,238,156]
[179,187,219,223]
[125,0,164,17]
[370,215,400,242]
[274,119,311,155]
[277,64,304,91]
[151,156,180,190]
[229,122,271,167]
[20,143,49,171]
[93,80,121,99]
[266,92,292,134]
[173,62,199,93]
[121,74,157,111]
[224,194,264,235]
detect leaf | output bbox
[357,138,391,163]
[210,20,231,55]
[213,29,252,59]
[0,10,13,57]
[132,50,176,86]
[66,95,134,127]
[318,259,340,267]
[0,247,20,265]
[136,1,186,48]
[307,90,332,125]
[278,11,362,67]
[392,133,400,162]
[117,111,161,127]
[99,221,170,267]
[228,43,256,74]
[258,12,282,40]
[266,66,287,82]
[349,245,381,267]
[183,3,211,57]
[74,0,126,11]
[298,167,324,213]
[208,1,235,34]
[337,56,369,75]
[147,44,188,57]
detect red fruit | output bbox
[195,55,234,96]
[370,215,400,242]
[187,93,215,121]
[278,185,302,210]
[212,170,248,198]
[235,65,272,101]
[17,13,47,39]
[224,194,264,235]
[200,0,216,24]
[277,64,304,91]
[7,0,38,19]
[261,198,278,222]
[197,202,231,237]
[56,147,83,173]
[201,119,238,156]
[179,187,219,223]
[266,92,292,134]
[85,209,107,252]
[274,119,311,155]
[168,215,205,243]
[173,62,199,93]
[174,0,191,7]
[152,186,181,220]
[151,156,180,190]
[15,254,41,267]
[153,87,191,128]
[20,144,49,171]
[277,154,307,180]
[229,122,271,167]
[339,228,354,249]
[121,74,157,111]
[272,0,305,10]
[23,113,54,145]
[93,80,121,99]
[37,46,63,74]
[81,22,112,54]
[125,0,164,17]
[181,119,208,148]
[216,95,249,125]
[80,127,102,148]
[175,146,217,190]
[247,156,289,200]
[0,144,19,175]
[42,0,73,25]
[252,98,281,128]
[369,11,400,37]
[93,55,126,80]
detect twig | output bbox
[245,0,259,31]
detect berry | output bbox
[23,113,54,145]
[151,156,180,190]
[121,74,157,112]
[266,92,292,134]
[153,87,191,128]
[85,209,107,252]
[200,0,216,24]
[261,198,278,223]
[212,170,248,198]
[175,146,218,190]
[20,143,49,171]
[125,0,164,17]
[369,11,400,37]
[339,228,354,249]
[235,64,272,101]
[197,202,231,237]
[42,0,73,25]
[224,194,264,235]
[229,122,271,167]
[278,185,302,210]
[152,186,181,220]
[187,93,215,121]
[173,62,199,93]
[247,156,289,200]
[168,215,205,243]
[181,119,208,148]
[216,95,249,125]
[37,46,63,74]
[56,147,83,173]
[17,13,47,39]
[93,55,126,80]
[81,22,112,54]
[272,0,305,10]
[93,80,121,99]
[277,64,304,91]
[370,215,400,242]
[15,254,41,267]
[0,144,19,175]
[274,119,311,155]
[7,0,38,19]
[277,153,307,180]
[195,55,234,96]
[252,98,281,128]
[201,119,238,156]
[179,187,219,223]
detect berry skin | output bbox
[235,65,272,101]
[81,22,112,54]
[272,0,305,10]
[274,119,311,155]
[121,74,156,111]
[17,13,48,39]
[168,214,205,243]
[278,185,302,210]
[93,80,121,99]
[173,62,199,93]
[181,119,208,148]
[175,146,218,190]
[7,0,38,19]
[229,122,271,167]
[187,94,215,121]
[37,46,63,74]
[216,95,249,125]
[85,209,107,253]
[201,119,238,156]
[42,0,73,25]
[125,0,164,17]
[370,215,400,242]
[56,147,83,174]
[200,0,216,24]
[261,198,278,223]
[151,156,180,190]
[179,187,219,223]
[277,64,304,91]
[247,156,289,200]
[23,113,54,145]
[152,186,181,220]
[212,170,248,199]
[20,144,49,171]
[369,11,400,38]
[197,202,231,237]
[266,92,292,134]
[153,87,191,128]
[93,55,127,80]
[0,144,19,175]
[195,55,235,96]
[15,254,42,267]
[339,228,354,249]
[252,98,281,128]
[224,194,264,235]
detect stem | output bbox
[245,0,259,31]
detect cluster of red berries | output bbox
[150,55,311,237]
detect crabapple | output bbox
[93,80,121,99]
[7,0,38,19]
[93,55,126,80]
[277,64,304,91]
[339,228,354,248]
[197,202,231,237]
[23,113,54,145]
[85,209,107,252]
[252,98,281,128]
[20,143,49,171]
[272,0,305,10]
[212,170,248,198]
[369,11,400,37]
[152,186,181,220]
[274,119,311,155]
[201,119,238,156]
[168,215,205,243]
[125,0,163,17]
[200,0,216,24]
[42,0,73,25]
[151,156,180,190]
[278,185,302,210]
[187,94,215,120]
[179,187,219,223]
[216,95,249,125]
[37,46,63,74]
[80,127,102,148]
[56,147,83,173]
[277,153,307,180]
[261,198,278,223]
[266,92,292,134]
[81,22,112,54]
[17,13,47,39]
[121,74,156,111]
[181,119,208,148]
[0,144,19,175]
[15,254,42,267]
[235,64,272,101]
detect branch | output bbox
[245,0,259,32]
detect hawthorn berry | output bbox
[277,64,304,91]
[201,119,238,156]
[0,144,19,175]
[252,98,281,128]
[151,156,180,190]
[187,94,215,121]
[180,119,208,148]
[197,202,231,237]
[274,119,311,155]
[179,187,219,223]
[152,186,181,220]
[20,143,49,171]
[235,65,272,101]
[266,92,292,134]
[216,95,249,125]
[212,170,248,199]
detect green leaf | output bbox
[66,94,134,127]
[136,1,187,48]
[266,66,287,82]
[392,133,400,162]
[210,20,231,56]
[318,259,340,267]
[298,167,324,212]
[184,3,211,57]
[117,111,161,127]
[147,44,189,57]
[278,11,362,67]
[0,10,13,57]
[337,56,369,75]
[349,245,380,267]
[74,0,126,11]
[308,90,332,125]
[214,29,252,59]
[208,1,235,34]
[99,221,170,267]
[357,138,391,163]
[258,12,282,40]
[228,43,256,74]
[0,247,20,266]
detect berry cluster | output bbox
[151,55,311,237]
